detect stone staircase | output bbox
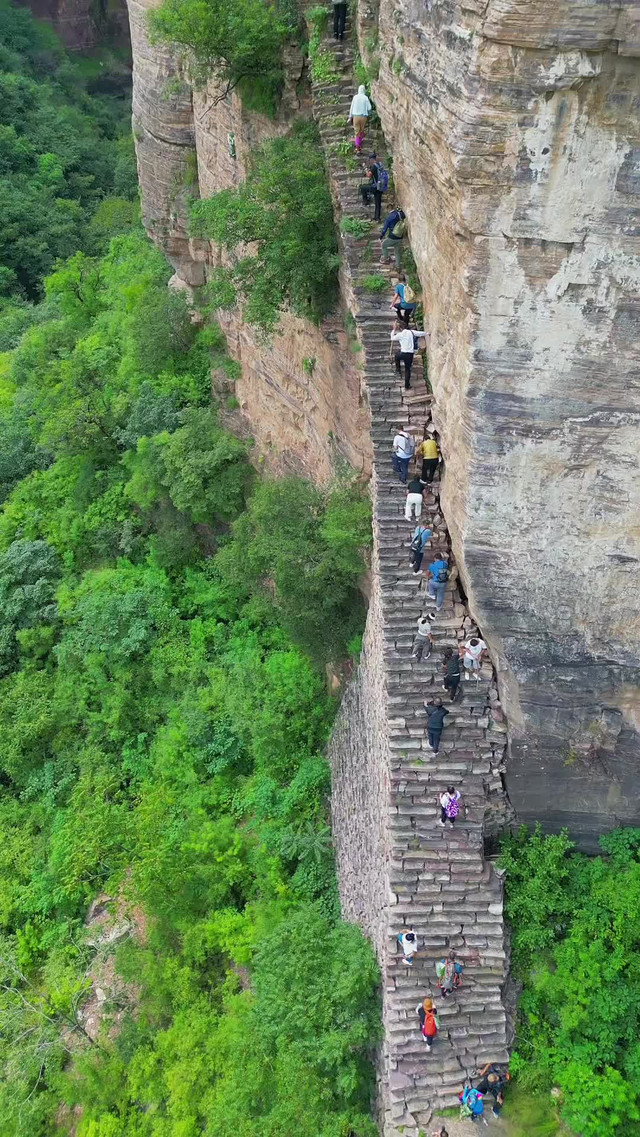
[308,17,511,1136]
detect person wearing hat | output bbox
[348,86,372,142]
[416,997,439,1050]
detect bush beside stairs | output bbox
[306,13,511,1135]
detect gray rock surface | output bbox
[364,0,640,846]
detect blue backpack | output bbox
[376,165,389,193]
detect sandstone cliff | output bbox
[127,0,640,844]
[128,0,372,482]
[363,0,640,846]
[23,0,128,50]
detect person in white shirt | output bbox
[391,427,415,483]
[397,928,419,966]
[412,611,436,660]
[463,636,487,680]
[390,320,427,389]
[348,84,372,140]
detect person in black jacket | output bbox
[442,647,461,701]
[360,155,383,220]
[423,697,449,752]
[380,208,406,268]
[475,1064,509,1117]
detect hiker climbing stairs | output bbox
[307,12,511,1136]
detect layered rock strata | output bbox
[364,0,640,847]
[314,33,509,1135]
[128,0,372,482]
[25,0,128,50]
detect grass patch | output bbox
[311,48,339,83]
[360,273,387,292]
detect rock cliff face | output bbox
[128,0,372,482]
[127,0,640,842]
[364,0,640,847]
[23,0,128,50]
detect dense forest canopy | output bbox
[0,7,379,1134]
[0,0,136,308]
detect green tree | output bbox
[149,0,299,112]
[191,122,339,334]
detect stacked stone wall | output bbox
[314,27,511,1136]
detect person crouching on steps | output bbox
[397,927,418,966]
[440,785,461,828]
[412,611,436,660]
[416,997,439,1051]
[423,697,449,752]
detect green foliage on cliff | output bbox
[0,0,137,306]
[149,0,299,114]
[191,121,339,334]
[501,825,640,1137]
[0,225,377,1135]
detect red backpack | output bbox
[422,1011,438,1039]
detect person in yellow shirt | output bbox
[416,431,439,484]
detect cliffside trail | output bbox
[311,16,511,1135]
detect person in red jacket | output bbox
[416,997,439,1051]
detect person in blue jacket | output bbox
[459,1084,484,1121]
[426,555,449,610]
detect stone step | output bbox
[307,38,508,1129]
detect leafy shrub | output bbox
[360,273,387,292]
[217,474,371,663]
[191,121,339,334]
[149,0,299,115]
[124,405,252,525]
[310,49,339,84]
[501,825,640,1136]
[342,217,371,238]
[0,225,378,1135]
[0,0,136,301]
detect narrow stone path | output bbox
[308,16,511,1135]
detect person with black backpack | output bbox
[424,698,449,753]
[442,646,462,701]
[359,154,388,220]
[426,555,449,610]
[409,522,432,573]
[380,207,407,269]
